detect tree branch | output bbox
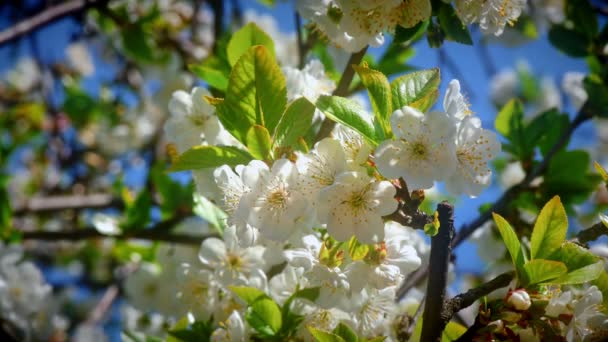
[13,193,120,215]
[314,46,368,142]
[577,221,608,245]
[20,216,216,245]
[421,201,455,342]
[443,271,514,321]
[0,0,102,46]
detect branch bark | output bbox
[13,193,120,215]
[314,46,368,142]
[421,201,455,342]
[577,221,608,245]
[0,0,103,46]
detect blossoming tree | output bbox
[1,0,608,341]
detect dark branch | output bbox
[314,46,369,142]
[20,216,216,245]
[0,0,102,46]
[421,201,455,342]
[13,194,120,215]
[444,271,514,320]
[577,221,608,245]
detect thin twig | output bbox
[20,215,215,245]
[295,12,305,68]
[476,35,497,77]
[314,46,368,142]
[421,201,455,342]
[577,221,608,245]
[438,48,476,102]
[443,271,514,320]
[0,0,101,46]
[13,193,120,215]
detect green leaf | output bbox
[348,236,369,261]
[494,99,528,158]
[548,25,590,57]
[229,285,267,305]
[217,45,287,142]
[545,150,601,206]
[584,75,608,117]
[246,297,282,337]
[424,211,440,237]
[168,320,213,342]
[189,64,228,91]
[120,191,152,231]
[565,0,598,38]
[353,64,392,136]
[592,271,608,307]
[121,23,158,63]
[594,161,608,182]
[530,196,567,260]
[394,20,429,44]
[0,176,12,238]
[547,241,603,284]
[315,95,378,144]
[442,321,467,341]
[227,23,275,66]
[308,327,346,342]
[332,323,357,342]
[273,97,315,149]
[523,259,568,285]
[193,193,227,234]
[493,213,526,277]
[390,68,440,113]
[169,145,254,172]
[438,3,472,45]
[246,125,272,160]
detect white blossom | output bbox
[283,59,336,103]
[500,161,526,189]
[333,125,373,168]
[490,69,519,107]
[374,106,457,190]
[238,159,315,242]
[349,286,397,336]
[198,226,267,286]
[66,42,95,76]
[562,71,588,111]
[4,57,40,92]
[318,172,397,243]
[508,289,531,310]
[455,0,526,36]
[445,116,501,197]
[165,87,222,153]
[345,237,421,292]
[211,310,248,341]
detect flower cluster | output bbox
[375,80,501,196]
[296,0,431,52]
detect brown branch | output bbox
[577,221,608,245]
[443,271,514,321]
[314,46,369,142]
[20,215,216,245]
[421,201,455,342]
[0,0,103,46]
[13,193,120,215]
[295,11,305,68]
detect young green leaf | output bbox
[189,64,228,91]
[193,194,227,234]
[523,259,568,286]
[390,68,440,113]
[530,196,567,260]
[348,236,370,261]
[438,3,472,45]
[332,323,357,342]
[217,45,287,142]
[352,64,392,136]
[547,241,603,284]
[316,95,378,145]
[246,125,272,160]
[308,327,346,342]
[273,97,315,149]
[229,285,267,305]
[492,213,526,276]
[227,22,275,66]
[246,297,282,337]
[169,146,254,172]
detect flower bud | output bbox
[508,289,532,311]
